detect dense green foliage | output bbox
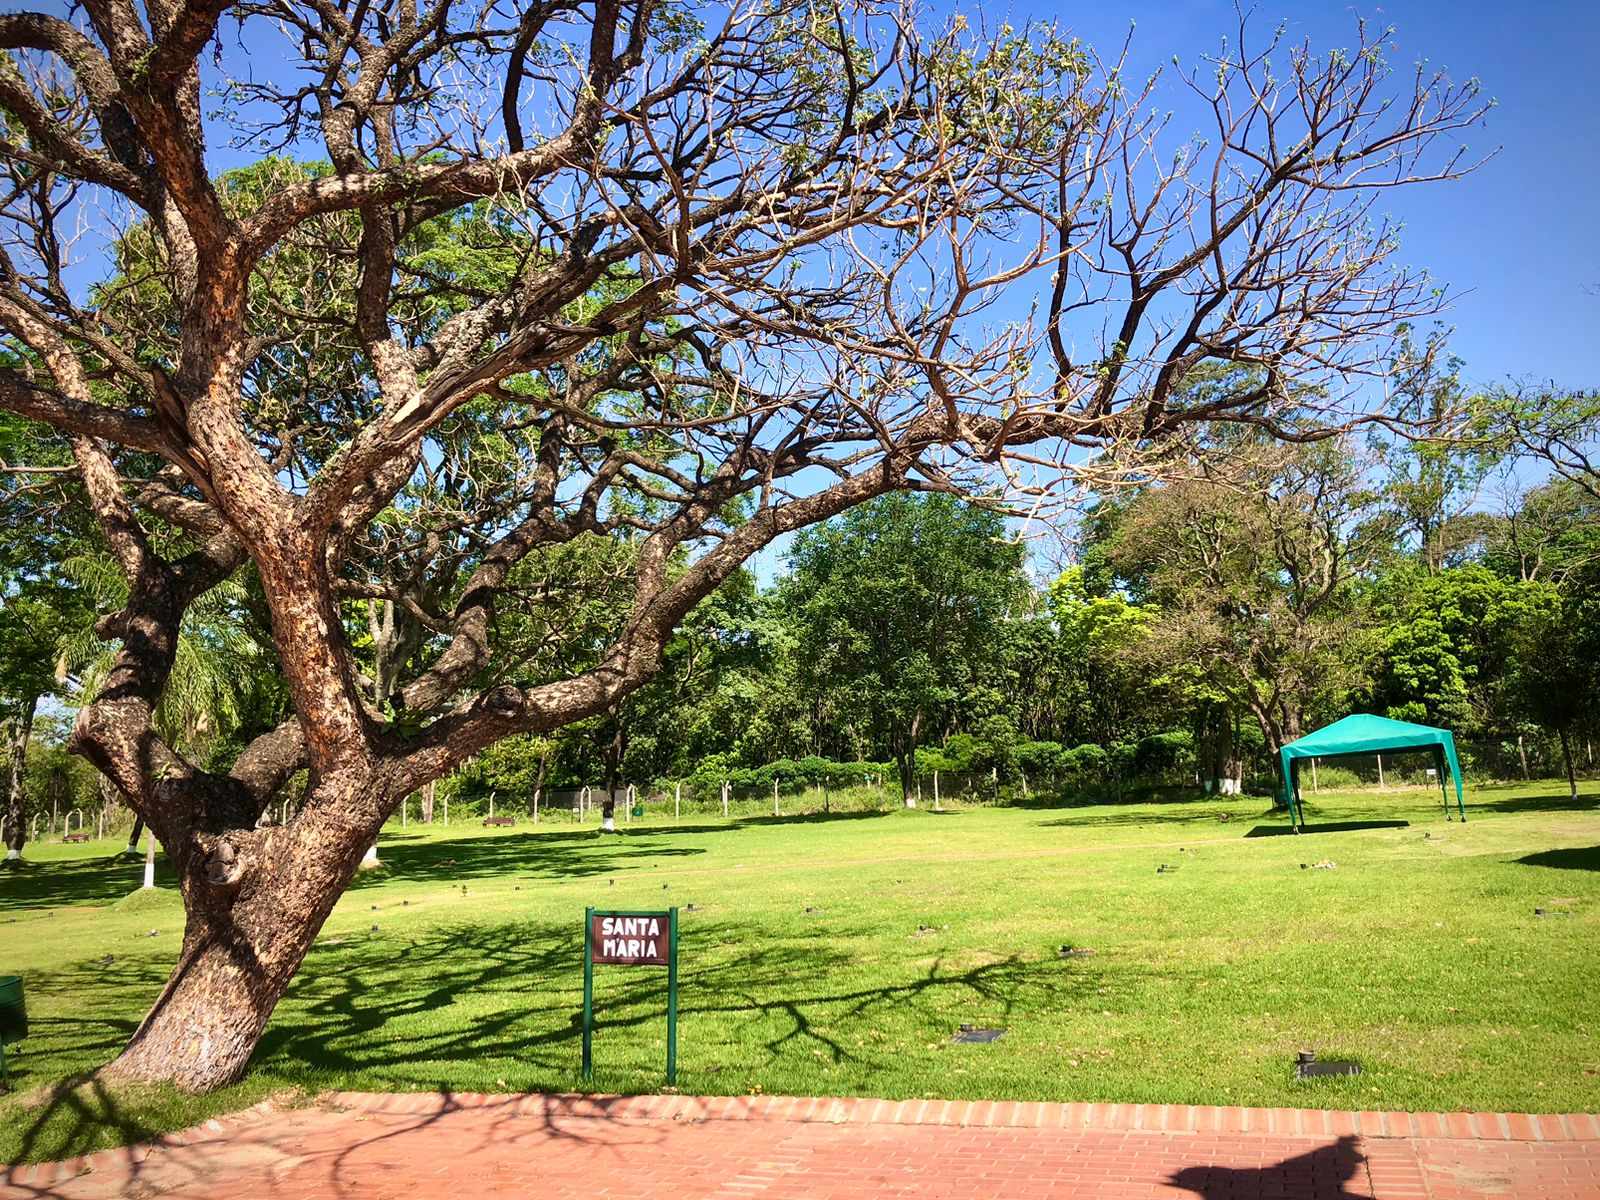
[5,404,1599,827]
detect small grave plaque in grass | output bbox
[1294,1051,1360,1078]
[951,1024,1005,1044]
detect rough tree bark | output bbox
[108,779,382,1090]
[1559,727,1579,802]
[3,698,37,861]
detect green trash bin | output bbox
[0,974,25,1088]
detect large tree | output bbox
[0,0,1485,1089]
[1512,565,1600,800]
[783,492,1029,800]
[1368,562,1557,739]
[1107,435,1391,782]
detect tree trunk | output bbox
[1559,727,1578,801]
[900,710,923,808]
[1200,703,1241,794]
[600,717,624,832]
[1249,701,1290,810]
[3,698,37,861]
[126,815,146,856]
[1218,711,1243,795]
[102,794,378,1092]
[530,749,549,820]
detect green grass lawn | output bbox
[2,782,1597,1163]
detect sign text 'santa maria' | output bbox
[590,912,671,966]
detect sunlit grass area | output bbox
[2,781,1597,1164]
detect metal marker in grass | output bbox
[1295,1051,1361,1078]
[951,1024,1005,1044]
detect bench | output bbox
[63,833,91,844]
[482,816,515,827]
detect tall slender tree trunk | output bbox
[530,749,549,820]
[3,697,38,861]
[1248,700,1291,810]
[1559,727,1578,802]
[600,718,625,832]
[103,784,381,1092]
[900,710,923,808]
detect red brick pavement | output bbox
[4,1093,1598,1200]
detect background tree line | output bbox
[11,365,1596,832]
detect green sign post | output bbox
[582,907,679,1085]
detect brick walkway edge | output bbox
[333,1090,1600,1142]
[6,1091,1600,1199]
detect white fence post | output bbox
[675,781,681,821]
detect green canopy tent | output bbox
[1278,714,1466,831]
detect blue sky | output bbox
[758,0,1600,581]
[1000,0,1599,393]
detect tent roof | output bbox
[1277,713,1467,829]
[1281,713,1456,760]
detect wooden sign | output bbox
[582,907,679,1084]
[590,911,671,966]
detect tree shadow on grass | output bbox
[253,914,1114,1082]
[1514,845,1600,872]
[1,1073,172,1189]
[1009,785,1231,812]
[1471,791,1599,816]
[348,828,709,890]
[1038,806,1277,831]
[1167,1134,1368,1198]
[743,810,898,828]
[0,855,173,914]
[1244,820,1410,838]
[5,914,1135,1170]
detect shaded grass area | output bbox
[1,781,1598,1164]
